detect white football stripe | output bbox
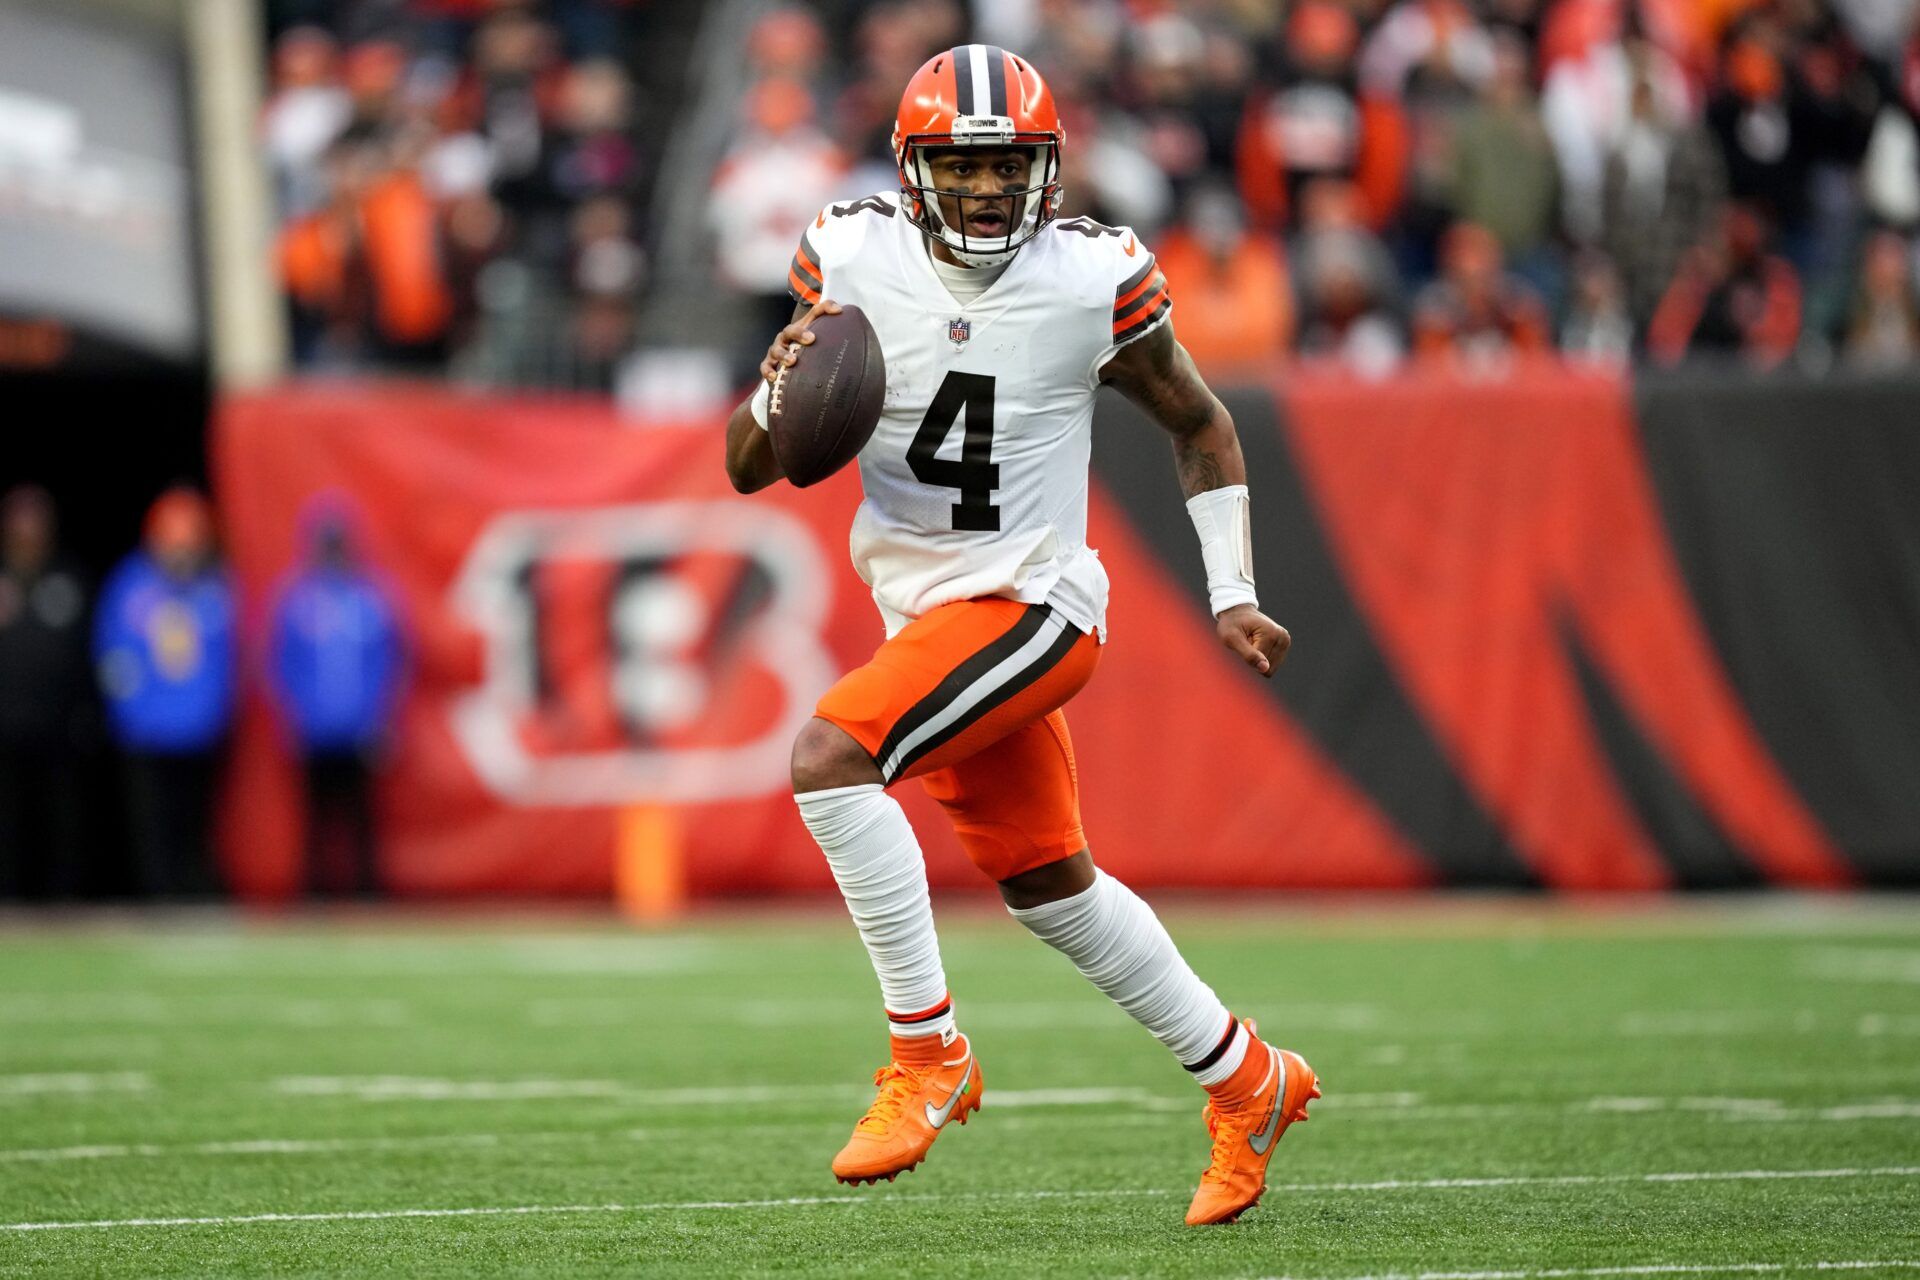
[880,611,1068,777]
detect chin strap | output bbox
[1186,485,1258,617]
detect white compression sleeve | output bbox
[1009,870,1247,1085]
[796,783,954,1038]
[1185,484,1258,616]
[749,377,772,430]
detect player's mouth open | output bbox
[966,209,1009,235]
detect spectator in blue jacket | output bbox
[94,488,236,898]
[268,505,403,897]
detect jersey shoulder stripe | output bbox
[788,228,824,305]
[1112,256,1170,344]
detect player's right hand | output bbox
[761,298,844,384]
[1217,604,1290,678]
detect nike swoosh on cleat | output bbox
[1246,1098,1282,1155]
[1247,1050,1284,1155]
[922,1057,973,1129]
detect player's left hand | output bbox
[1217,604,1289,678]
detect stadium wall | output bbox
[211,371,1920,899]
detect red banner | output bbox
[216,376,1862,899]
[214,384,1424,900]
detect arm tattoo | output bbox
[1173,439,1226,497]
[1109,322,1217,436]
[1102,317,1246,498]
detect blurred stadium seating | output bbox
[244,0,1920,390]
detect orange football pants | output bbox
[814,598,1101,882]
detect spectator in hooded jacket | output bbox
[94,488,236,899]
[0,487,92,900]
[268,505,404,898]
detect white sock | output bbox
[796,783,956,1040]
[1009,870,1249,1086]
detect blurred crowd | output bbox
[267,0,1920,385]
[0,485,404,903]
[266,0,662,387]
[721,0,1920,377]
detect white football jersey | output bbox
[787,191,1172,641]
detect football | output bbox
[768,304,886,487]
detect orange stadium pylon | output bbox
[615,804,686,922]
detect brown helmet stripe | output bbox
[984,45,1008,116]
[948,45,975,115]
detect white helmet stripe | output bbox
[967,44,993,120]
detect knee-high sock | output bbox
[1009,870,1248,1086]
[797,783,955,1040]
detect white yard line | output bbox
[136,937,722,977]
[236,1077,1920,1123]
[0,995,412,1027]
[12,1074,1912,1130]
[1801,948,1920,986]
[0,1132,590,1164]
[0,1116,1175,1164]
[5,1167,1917,1232]
[10,1092,1909,1165]
[1267,1167,1920,1192]
[272,1076,646,1102]
[0,1188,1167,1232]
[1265,1262,1920,1280]
[264,1077,1192,1109]
[0,1072,151,1096]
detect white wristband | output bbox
[1185,484,1258,616]
[749,377,772,431]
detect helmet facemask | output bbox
[898,138,1062,268]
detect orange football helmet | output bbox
[891,45,1064,266]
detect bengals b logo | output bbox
[446,502,837,805]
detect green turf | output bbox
[2,898,1918,1278]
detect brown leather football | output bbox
[768,305,886,488]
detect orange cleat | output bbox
[1186,1022,1320,1226]
[831,1032,983,1185]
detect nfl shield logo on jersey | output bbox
[947,317,971,348]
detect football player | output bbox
[724,45,1318,1226]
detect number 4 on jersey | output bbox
[908,372,1000,532]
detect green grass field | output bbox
[2,898,1918,1278]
